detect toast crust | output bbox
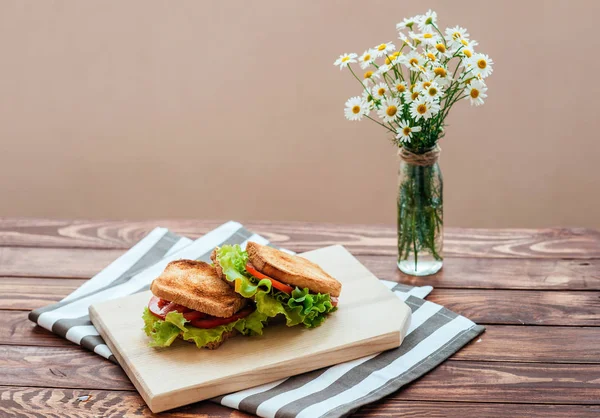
[246,242,342,297]
[150,260,246,318]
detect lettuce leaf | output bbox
[142,307,268,349]
[216,244,337,328]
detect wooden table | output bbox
[1,219,599,417]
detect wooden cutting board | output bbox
[89,245,411,413]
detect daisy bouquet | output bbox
[334,10,493,275]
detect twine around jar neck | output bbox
[398,145,441,167]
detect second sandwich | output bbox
[211,242,341,328]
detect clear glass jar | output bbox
[397,150,443,276]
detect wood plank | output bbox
[0,277,86,310]
[0,311,73,347]
[428,289,600,326]
[1,219,599,259]
[3,387,597,418]
[0,386,250,418]
[2,246,600,290]
[6,276,600,327]
[0,345,133,391]
[3,347,599,405]
[355,401,600,417]
[0,246,123,278]
[397,361,600,404]
[5,307,600,364]
[454,325,600,363]
[358,256,600,290]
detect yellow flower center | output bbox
[363,54,371,62]
[385,56,392,65]
[377,44,387,51]
[352,105,361,114]
[396,84,406,93]
[463,49,472,58]
[428,87,438,96]
[364,71,374,79]
[403,127,412,135]
[342,56,350,62]
[427,52,436,61]
[378,88,386,96]
[436,43,446,53]
[423,33,433,39]
[470,89,480,99]
[386,106,397,117]
[417,104,428,114]
[453,32,462,40]
[423,81,432,88]
[392,51,401,58]
[409,58,419,66]
[478,59,487,69]
[411,91,419,100]
[434,67,447,77]
[461,39,468,46]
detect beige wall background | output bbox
[1,0,599,227]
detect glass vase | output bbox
[397,147,443,276]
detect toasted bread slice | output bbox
[210,248,228,284]
[150,260,246,318]
[246,242,342,297]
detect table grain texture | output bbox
[1,219,599,417]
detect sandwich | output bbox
[211,242,341,329]
[142,260,268,349]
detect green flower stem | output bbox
[366,115,396,133]
[397,161,443,270]
[347,65,371,97]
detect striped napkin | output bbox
[29,222,484,418]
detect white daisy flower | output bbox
[361,89,376,109]
[397,15,422,31]
[362,69,381,84]
[373,42,396,58]
[334,53,357,70]
[417,9,437,31]
[403,88,421,103]
[376,64,392,76]
[398,32,416,49]
[372,82,390,99]
[465,79,488,106]
[410,98,440,121]
[445,26,470,47]
[391,80,408,95]
[384,51,402,66]
[359,49,376,69]
[403,51,425,71]
[430,66,453,86]
[396,119,422,143]
[468,53,493,78]
[433,42,452,58]
[423,49,439,63]
[344,96,368,121]
[377,97,401,122]
[421,82,444,102]
[410,31,439,47]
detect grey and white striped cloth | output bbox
[29,221,484,418]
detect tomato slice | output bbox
[331,296,339,307]
[149,296,255,329]
[245,263,294,294]
[189,306,255,329]
[148,296,191,319]
[182,310,207,321]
